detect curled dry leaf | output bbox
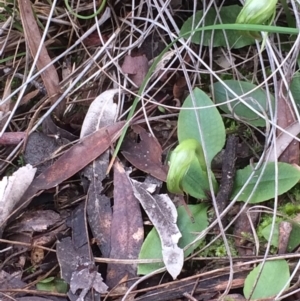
[0,164,36,228]
[131,180,183,279]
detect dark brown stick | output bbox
[215,135,238,225]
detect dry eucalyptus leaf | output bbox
[131,180,183,279]
[106,161,144,288]
[0,164,36,227]
[80,89,119,258]
[8,210,61,233]
[80,89,119,138]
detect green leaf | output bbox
[290,72,300,108]
[54,278,69,294]
[36,277,68,293]
[178,87,226,166]
[180,5,255,48]
[244,260,290,299]
[211,80,275,126]
[231,162,300,203]
[262,222,300,252]
[138,204,208,275]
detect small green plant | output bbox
[133,7,299,297]
[201,237,238,257]
[36,277,68,293]
[17,155,25,167]
[164,85,300,299]
[167,87,300,204]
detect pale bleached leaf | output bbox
[215,53,236,69]
[80,89,119,138]
[151,49,176,79]
[266,121,300,162]
[131,180,183,279]
[0,164,36,226]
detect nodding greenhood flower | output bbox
[166,139,206,195]
[236,0,277,39]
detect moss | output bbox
[201,236,238,257]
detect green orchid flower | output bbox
[166,139,218,199]
[236,0,278,39]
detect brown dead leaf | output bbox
[18,0,63,117]
[57,236,108,300]
[206,294,246,301]
[277,79,300,164]
[121,54,149,87]
[8,209,61,233]
[6,208,66,252]
[84,32,109,46]
[20,89,40,105]
[122,125,168,181]
[60,205,91,282]
[57,204,107,299]
[173,76,187,100]
[86,154,112,258]
[27,121,124,191]
[0,122,124,232]
[106,160,144,288]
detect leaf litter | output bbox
[1,0,300,300]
